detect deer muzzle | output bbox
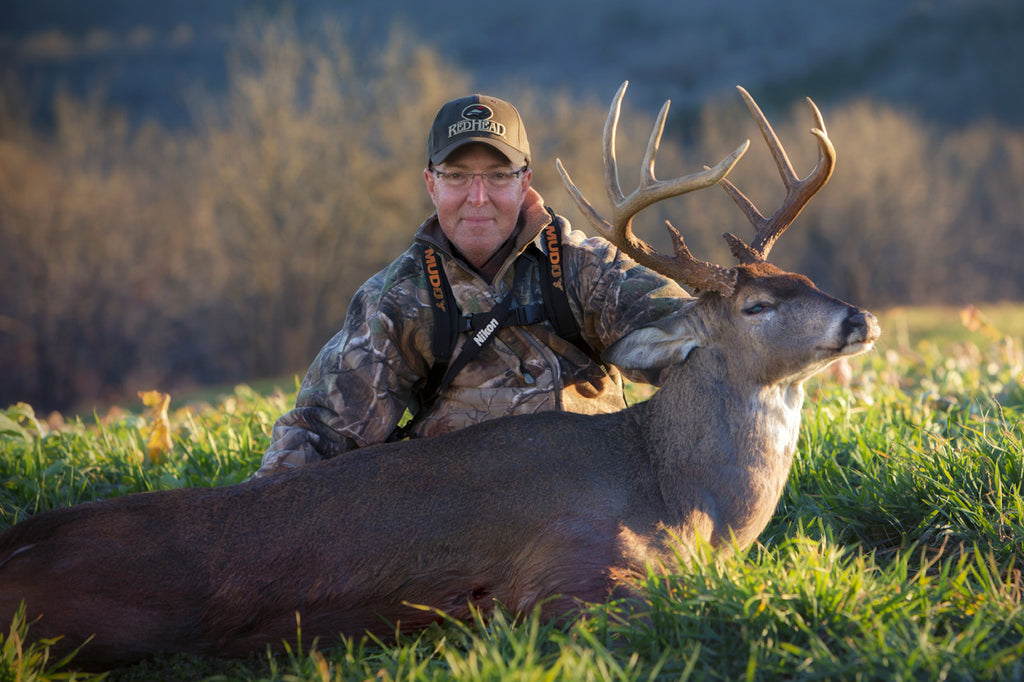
[840,309,881,354]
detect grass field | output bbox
[2,305,1023,681]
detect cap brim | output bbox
[430,137,528,168]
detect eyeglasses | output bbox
[429,167,527,190]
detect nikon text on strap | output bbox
[390,255,528,441]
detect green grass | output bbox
[2,307,1023,680]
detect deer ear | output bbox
[603,319,701,371]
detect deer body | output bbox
[0,84,880,669]
[0,414,649,663]
[0,262,876,668]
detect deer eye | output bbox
[743,302,772,315]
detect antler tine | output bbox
[720,86,837,263]
[557,81,749,296]
[602,81,629,207]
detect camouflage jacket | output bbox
[256,189,690,475]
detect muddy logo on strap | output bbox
[423,247,447,312]
[543,223,564,290]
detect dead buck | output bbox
[0,83,878,670]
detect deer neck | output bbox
[641,347,805,549]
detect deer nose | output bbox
[842,309,881,344]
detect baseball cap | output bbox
[427,94,531,168]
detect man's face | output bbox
[424,143,532,269]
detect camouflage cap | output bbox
[427,94,530,167]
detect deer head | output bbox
[557,82,873,387]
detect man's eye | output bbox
[446,172,465,181]
[490,172,509,180]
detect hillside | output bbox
[1,0,1021,129]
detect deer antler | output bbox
[719,86,836,264]
[556,81,749,296]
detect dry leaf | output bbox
[138,389,173,464]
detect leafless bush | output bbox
[0,81,203,409]
[190,15,469,378]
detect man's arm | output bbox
[255,275,427,476]
[563,225,694,384]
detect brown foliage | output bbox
[680,94,1024,308]
[1,15,1022,412]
